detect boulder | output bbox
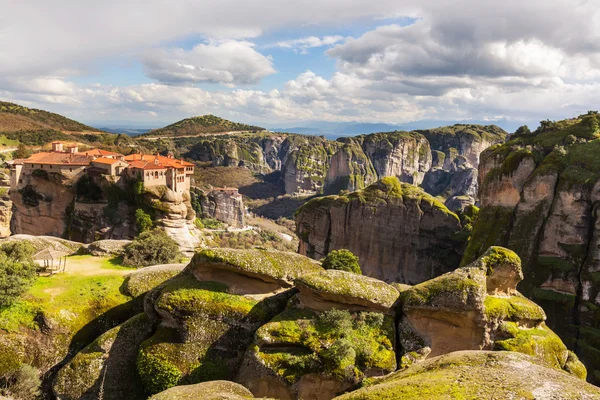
[149,381,254,400]
[333,351,600,400]
[0,234,83,253]
[295,270,400,312]
[136,249,323,395]
[86,239,132,257]
[398,247,585,377]
[123,264,186,298]
[53,313,154,400]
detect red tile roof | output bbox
[127,160,168,170]
[24,152,93,166]
[92,157,122,165]
[79,149,123,157]
[124,154,194,168]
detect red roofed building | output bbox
[124,153,194,193]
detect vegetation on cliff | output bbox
[123,229,183,267]
[322,249,362,274]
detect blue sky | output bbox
[1,1,599,133]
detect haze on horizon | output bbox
[1,0,599,133]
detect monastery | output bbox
[9,141,194,193]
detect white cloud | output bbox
[276,35,345,54]
[142,41,275,85]
[1,0,600,127]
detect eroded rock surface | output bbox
[296,177,465,284]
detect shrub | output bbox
[135,208,153,233]
[322,249,362,274]
[12,144,31,160]
[0,241,35,262]
[0,253,37,308]
[194,218,204,229]
[123,229,182,267]
[31,169,48,180]
[202,218,225,230]
[316,309,353,337]
[0,364,41,400]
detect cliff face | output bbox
[183,126,505,199]
[461,112,600,383]
[296,177,465,284]
[10,173,199,251]
[197,188,245,227]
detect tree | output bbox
[13,144,31,160]
[514,125,531,136]
[135,208,153,233]
[322,249,362,274]
[123,229,182,267]
[0,253,37,308]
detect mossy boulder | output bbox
[85,239,132,257]
[238,303,396,400]
[0,234,83,254]
[137,265,296,395]
[124,264,186,298]
[187,248,323,289]
[149,380,255,400]
[53,313,154,400]
[333,351,600,400]
[295,270,400,312]
[398,247,585,377]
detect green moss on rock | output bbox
[190,248,322,283]
[124,264,186,297]
[484,295,546,322]
[296,270,400,310]
[149,380,254,400]
[333,351,600,400]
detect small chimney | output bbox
[68,146,78,154]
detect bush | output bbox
[0,253,37,308]
[0,241,35,262]
[12,144,31,160]
[316,309,353,337]
[322,249,362,274]
[123,229,182,267]
[0,364,41,400]
[202,218,225,230]
[194,218,204,229]
[135,208,153,233]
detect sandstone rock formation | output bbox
[197,188,245,227]
[461,112,600,383]
[296,177,465,284]
[334,351,600,400]
[136,248,322,395]
[51,246,587,400]
[183,126,506,198]
[238,271,399,400]
[398,247,584,377]
[143,186,201,254]
[0,187,12,238]
[149,381,254,400]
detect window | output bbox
[19,179,22,183]
[69,168,73,172]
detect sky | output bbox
[1,0,600,132]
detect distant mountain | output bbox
[270,119,524,139]
[98,127,152,136]
[0,101,98,133]
[143,115,265,137]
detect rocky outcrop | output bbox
[296,177,465,284]
[334,351,600,400]
[183,126,506,198]
[324,141,377,194]
[85,239,132,257]
[197,188,245,227]
[150,381,254,400]
[135,248,322,395]
[143,186,201,254]
[52,246,587,400]
[355,131,432,185]
[0,234,83,253]
[461,112,600,384]
[238,272,398,399]
[398,247,584,376]
[11,174,75,237]
[0,187,12,238]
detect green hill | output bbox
[0,101,97,133]
[144,115,265,137]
